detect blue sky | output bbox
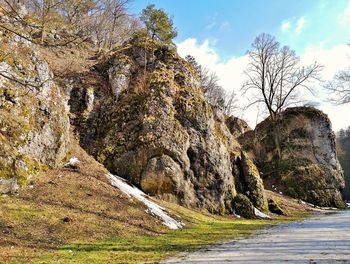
[130,0,350,59]
[130,1,350,130]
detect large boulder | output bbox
[0,29,70,193]
[79,37,267,214]
[240,107,345,208]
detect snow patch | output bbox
[254,208,271,219]
[301,200,338,210]
[233,212,241,219]
[106,173,184,229]
[64,157,80,167]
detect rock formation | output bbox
[0,29,70,193]
[1,28,344,213]
[241,107,345,208]
[73,37,267,214]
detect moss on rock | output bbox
[232,194,255,219]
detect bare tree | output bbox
[185,55,237,112]
[0,0,136,48]
[242,33,322,177]
[29,0,63,44]
[327,68,350,104]
[221,90,239,116]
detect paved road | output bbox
[165,210,350,264]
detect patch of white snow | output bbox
[233,212,241,219]
[106,173,184,229]
[254,208,271,219]
[65,157,80,167]
[302,200,338,210]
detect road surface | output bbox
[165,210,350,264]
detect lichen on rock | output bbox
[0,31,70,193]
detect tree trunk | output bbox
[40,6,46,45]
[271,113,282,179]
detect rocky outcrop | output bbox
[77,37,267,214]
[226,116,251,138]
[241,107,345,208]
[0,31,70,193]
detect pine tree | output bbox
[140,4,177,44]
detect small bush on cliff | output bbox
[232,194,255,219]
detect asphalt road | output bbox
[164,210,350,264]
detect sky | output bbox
[130,0,350,131]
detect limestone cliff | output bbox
[0,28,70,193]
[73,37,267,214]
[241,107,345,208]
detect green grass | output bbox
[39,220,267,263]
[37,207,307,264]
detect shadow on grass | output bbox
[57,222,268,254]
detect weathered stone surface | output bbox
[240,107,345,208]
[226,116,251,138]
[0,177,19,194]
[0,30,70,193]
[234,152,268,211]
[140,155,196,206]
[80,37,267,214]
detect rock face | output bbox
[0,31,70,193]
[79,37,267,214]
[226,116,251,138]
[241,107,345,208]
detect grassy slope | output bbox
[0,143,313,264]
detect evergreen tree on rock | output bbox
[140,4,177,44]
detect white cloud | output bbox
[220,21,232,32]
[176,38,253,122]
[281,17,305,35]
[301,43,350,131]
[339,2,350,27]
[205,13,218,30]
[176,38,350,131]
[296,17,305,34]
[301,43,350,79]
[176,38,220,68]
[281,21,291,32]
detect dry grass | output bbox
[0,144,314,263]
[265,190,313,216]
[0,144,167,263]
